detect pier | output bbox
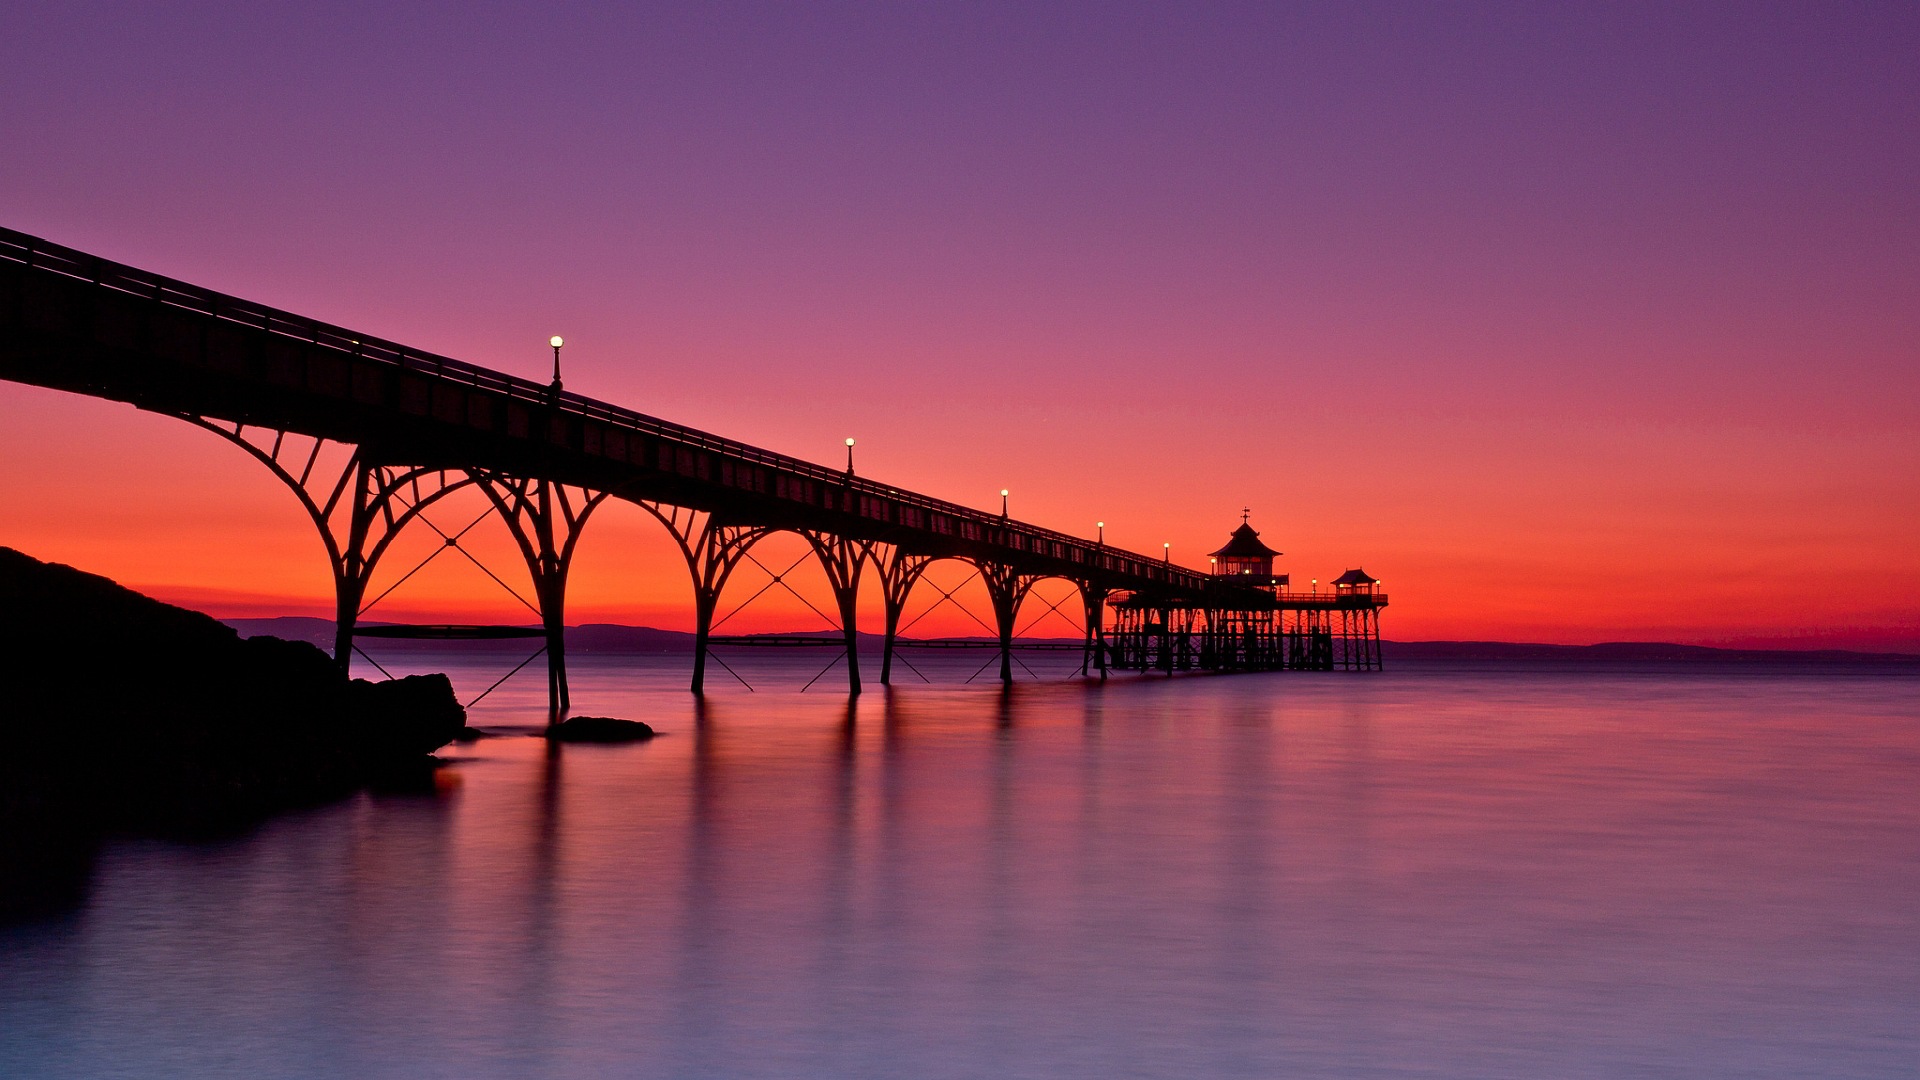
[0,226,1386,714]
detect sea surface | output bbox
[3,653,1918,1079]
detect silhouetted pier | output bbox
[0,226,1386,714]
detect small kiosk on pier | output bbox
[1104,514,1386,674]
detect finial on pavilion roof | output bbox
[1210,514,1282,558]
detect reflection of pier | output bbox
[1,227,1387,712]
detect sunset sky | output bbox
[2,3,1916,649]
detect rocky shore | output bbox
[0,547,466,920]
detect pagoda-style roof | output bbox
[1210,522,1281,559]
[1331,568,1378,586]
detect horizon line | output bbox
[217,616,1920,662]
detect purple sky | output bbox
[3,2,1917,646]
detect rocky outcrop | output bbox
[550,715,657,743]
[0,546,465,920]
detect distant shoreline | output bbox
[223,617,1920,666]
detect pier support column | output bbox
[981,563,1035,686]
[690,587,717,695]
[803,533,873,695]
[474,474,609,726]
[1080,583,1110,680]
[636,503,770,696]
[874,548,932,686]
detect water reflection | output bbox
[3,664,1918,1078]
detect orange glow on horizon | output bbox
[5,5,1917,651]
[2,380,1914,653]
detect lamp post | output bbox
[1001,489,1009,518]
[1209,557,1217,575]
[548,335,564,390]
[1311,578,1318,596]
[1096,521,1105,545]
[1163,542,1170,565]
[845,437,856,475]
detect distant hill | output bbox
[224,617,696,653]
[223,619,1920,666]
[222,619,1059,654]
[1382,640,1920,665]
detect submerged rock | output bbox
[550,716,657,743]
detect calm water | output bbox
[3,656,1918,1078]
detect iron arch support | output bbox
[979,562,1038,686]
[799,532,874,695]
[872,547,933,686]
[179,416,478,675]
[999,572,1109,683]
[628,500,774,696]
[472,472,611,724]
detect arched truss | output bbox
[873,554,1112,685]
[646,514,879,695]
[469,471,612,715]
[619,500,1115,692]
[798,530,872,693]
[178,416,480,673]
[1014,573,1112,681]
[183,415,643,721]
[873,548,937,686]
[173,418,1126,704]
[627,500,776,694]
[1011,574,1091,638]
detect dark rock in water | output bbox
[452,726,499,742]
[550,716,657,743]
[347,674,467,759]
[0,546,467,920]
